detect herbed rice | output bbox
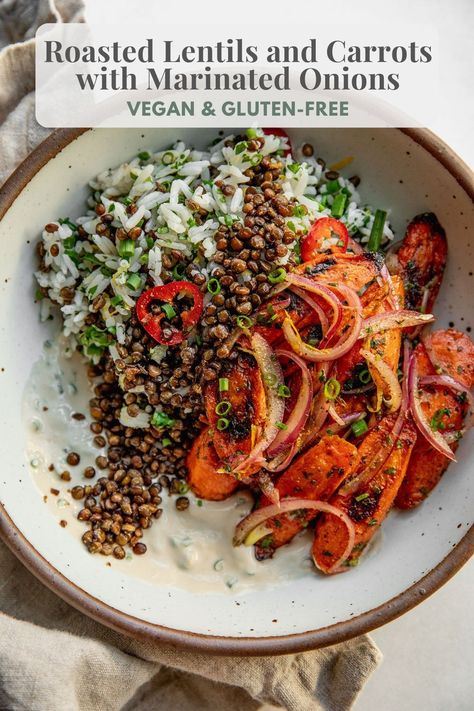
[35,129,394,364]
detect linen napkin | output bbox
[0,2,382,709]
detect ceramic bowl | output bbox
[0,127,472,654]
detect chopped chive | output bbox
[288,163,300,174]
[215,400,231,416]
[151,410,176,428]
[367,209,387,252]
[268,267,286,284]
[275,421,288,430]
[277,384,291,398]
[325,179,341,194]
[157,226,168,234]
[162,151,175,165]
[108,203,115,213]
[217,417,230,431]
[351,419,368,437]
[161,437,172,447]
[126,273,141,290]
[110,295,123,307]
[331,193,347,218]
[324,378,341,401]
[117,239,135,259]
[236,315,253,329]
[197,499,203,507]
[287,221,296,233]
[207,278,221,295]
[234,141,248,155]
[368,519,378,526]
[161,303,177,320]
[172,263,186,280]
[292,205,306,218]
[219,378,229,392]
[359,368,372,384]
[355,492,369,502]
[138,151,151,160]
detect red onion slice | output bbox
[284,273,343,342]
[290,286,330,336]
[232,333,285,474]
[361,348,402,413]
[340,341,411,495]
[282,285,362,362]
[409,357,456,461]
[359,310,435,340]
[266,350,314,457]
[265,442,298,472]
[233,497,355,573]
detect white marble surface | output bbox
[82,1,474,707]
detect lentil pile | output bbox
[35,128,391,557]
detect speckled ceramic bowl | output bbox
[0,127,472,654]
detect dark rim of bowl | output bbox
[0,126,472,656]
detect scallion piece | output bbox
[138,151,151,160]
[207,278,221,295]
[246,128,258,139]
[325,179,341,194]
[275,421,288,431]
[324,378,341,401]
[236,315,253,329]
[219,378,229,392]
[277,384,291,398]
[268,267,286,284]
[355,492,369,502]
[367,209,387,252]
[161,437,172,447]
[162,151,175,165]
[292,205,306,218]
[172,263,185,280]
[215,400,231,416]
[359,368,372,384]
[126,273,141,291]
[351,419,368,437]
[217,417,230,431]
[331,193,347,218]
[118,239,135,259]
[162,303,177,320]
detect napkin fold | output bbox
[0,2,382,709]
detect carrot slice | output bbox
[186,428,239,501]
[395,337,471,509]
[204,350,266,468]
[254,435,359,558]
[396,213,447,314]
[313,419,417,573]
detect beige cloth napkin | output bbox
[0,3,382,709]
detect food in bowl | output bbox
[34,128,474,572]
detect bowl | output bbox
[0,127,472,654]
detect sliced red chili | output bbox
[262,128,292,157]
[136,281,203,346]
[301,217,349,262]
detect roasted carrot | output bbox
[204,350,266,468]
[313,419,417,573]
[425,329,474,389]
[396,213,447,314]
[186,428,239,501]
[295,252,385,303]
[253,435,359,558]
[396,335,473,509]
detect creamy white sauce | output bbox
[22,336,315,593]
